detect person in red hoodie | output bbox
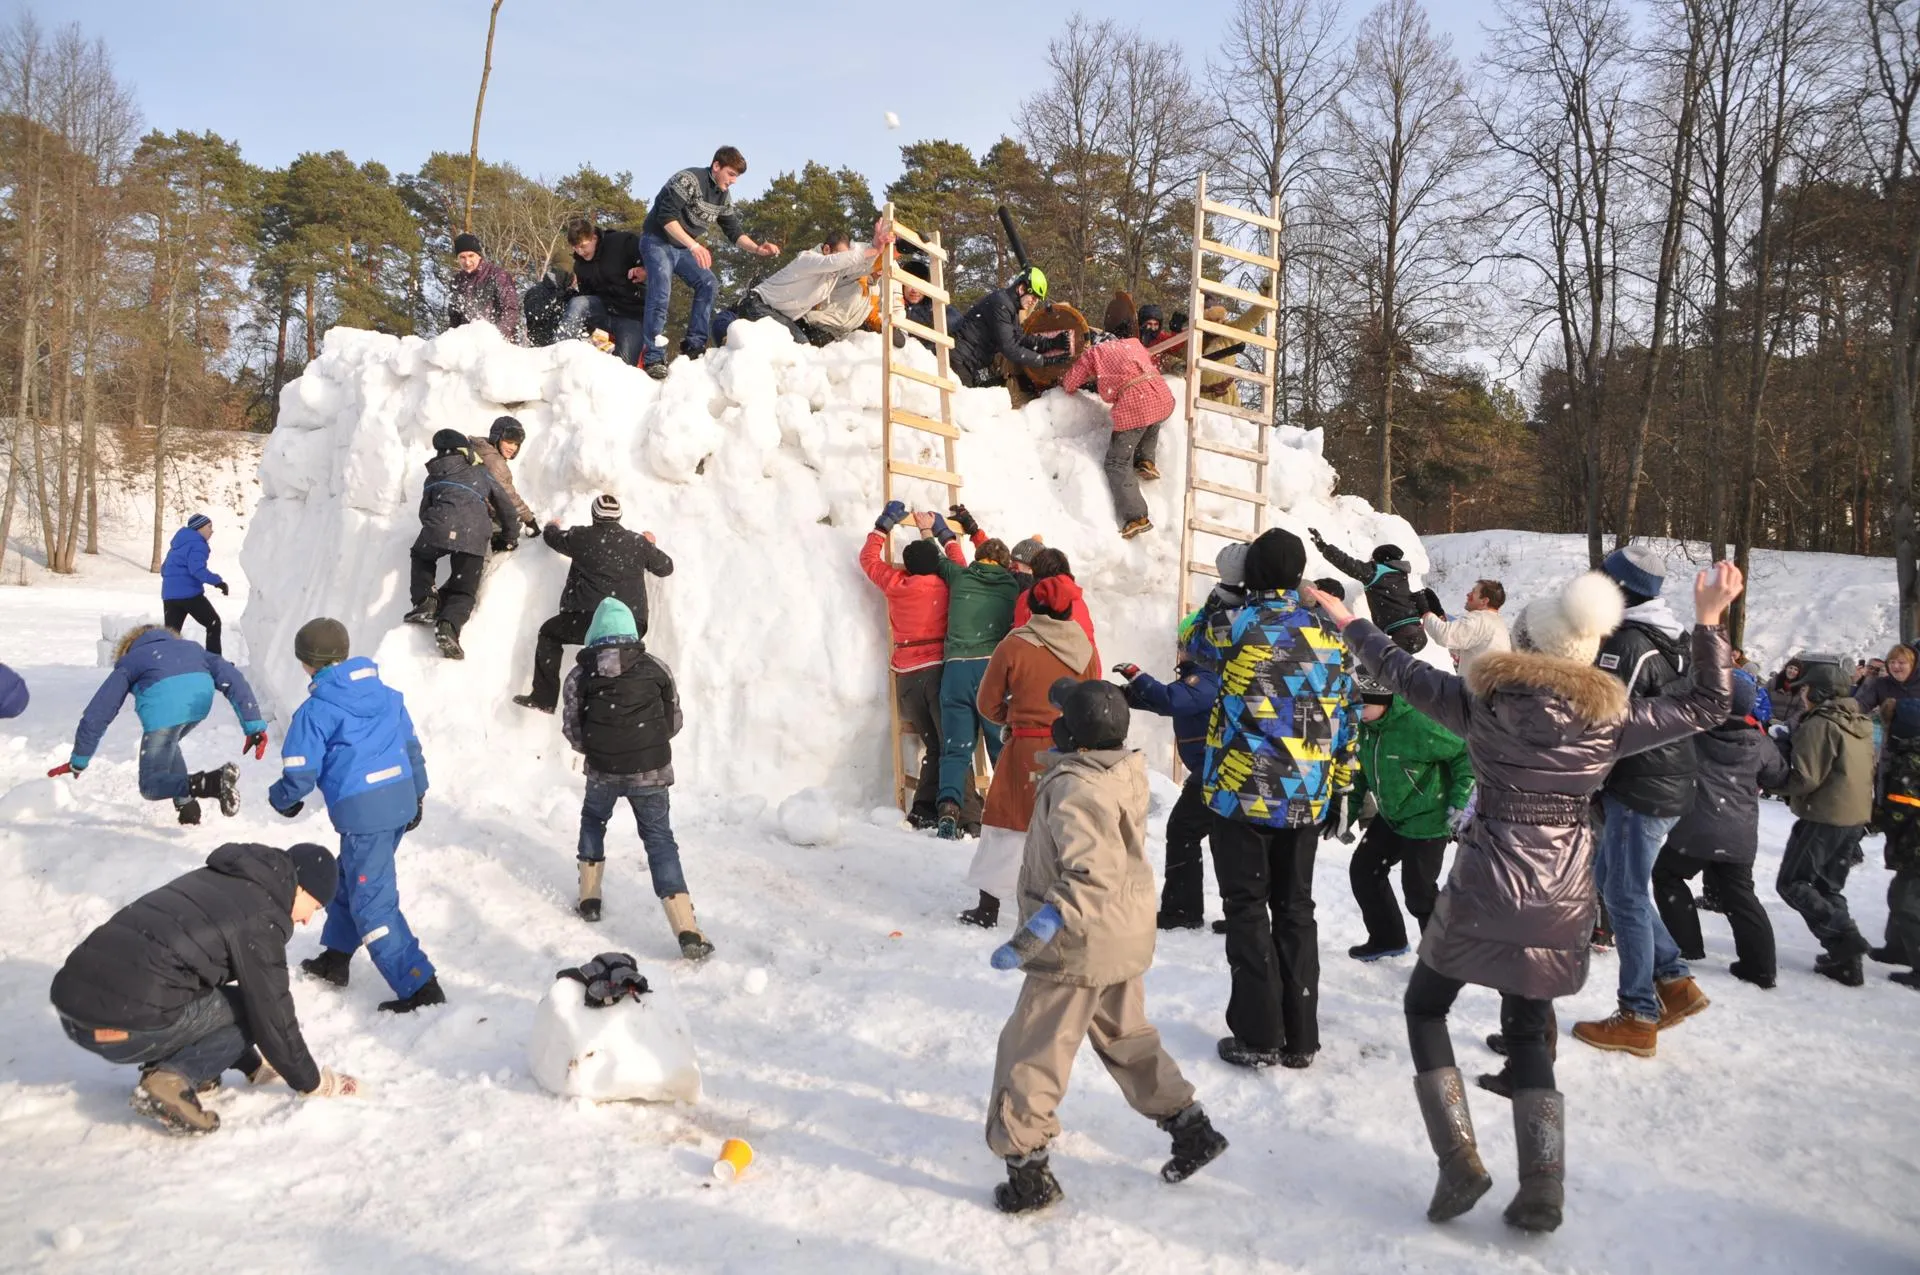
[1009,548,1100,663]
[863,500,968,828]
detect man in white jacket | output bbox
[723,218,898,345]
[1420,579,1511,674]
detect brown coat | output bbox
[976,618,1099,833]
[466,436,534,526]
[1015,749,1157,987]
[1349,617,1732,1000]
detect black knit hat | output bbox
[431,428,469,454]
[1354,672,1394,706]
[902,539,940,575]
[294,617,350,668]
[489,415,524,446]
[453,232,482,257]
[1313,577,1346,601]
[287,843,339,904]
[1244,528,1307,591]
[1372,544,1404,564]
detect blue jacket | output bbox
[0,662,25,719]
[1124,662,1221,773]
[73,630,263,767]
[160,527,224,600]
[269,658,428,834]
[1735,668,1773,726]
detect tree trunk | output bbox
[1891,229,1920,644]
[465,0,507,233]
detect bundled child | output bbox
[1059,312,1177,539]
[270,618,443,1013]
[1872,699,1920,989]
[926,512,1021,842]
[1309,529,1427,653]
[561,597,712,961]
[982,678,1228,1213]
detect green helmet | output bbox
[1014,265,1048,300]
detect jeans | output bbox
[578,776,688,898]
[321,827,435,998]
[1404,960,1555,1091]
[1653,847,1776,978]
[61,986,255,1087]
[410,547,484,634]
[1775,819,1867,954]
[1349,822,1446,949]
[1159,772,1212,919]
[1103,424,1161,527]
[1595,794,1686,1020]
[640,231,718,366]
[138,720,198,805]
[528,610,593,710]
[163,594,223,655]
[937,657,1004,810]
[1211,816,1320,1054]
[562,294,646,365]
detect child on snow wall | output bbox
[1308,529,1428,654]
[982,678,1230,1214]
[1769,658,1877,987]
[54,624,266,826]
[159,513,230,655]
[560,598,713,961]
[269,618,444,1014]
[1343,671,1474,962]
[927,513,1022,845]
[965,575,1103,931]
[1059,313,1177,540]
[1304,561,1740,1235]
[404,428,521,661]
[1870,700,1920,989]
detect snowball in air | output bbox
[885,111,901,130]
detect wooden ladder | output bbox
[1177,172,1284,621]
[877,202,964,814]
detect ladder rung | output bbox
[1197,276,1277,309]
[887,361,959,393]
[890,408,958,439]
[892,313,954,349]
[885,266,950,304]
[888,459,963,488]
[1191,477,1266,506]
[1195,356,1271,385]
[1198,398,1272,425]
[1189,517,1258,542]
[1194,437,1268,463]
[888,222,948,261]
[1202,197,1284,233]
[1196,316,1276,351]
[1198,237,1280,270]
[1187,559,1222,578]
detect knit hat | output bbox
[294,617,350,669]
[186,513,212,532]
[586,597,639,646]
[902,539,940,576]
[1601,544,1666,600]
[592,494,622,523]
[1372,544,1404,565]
[898,255,932,283]
[1313,576,1346,601]
[1512,572,1625,665]
[287,843,339,905]
[1137,304,1163,327]
[1215,542,1249,587]
[431,427,470,455]
[1355,672,1393,706]
[1029,575,1081,621]
[453,232,483,257]
[1048,677,1130,751]
[1729,673,1758,722]
[489,415,524,447]
[1801,660,1850,704]
[1011,537,1045,567]
[1243,528,1306,592]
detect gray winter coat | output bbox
[1666,720,1789,865]
[1349,617,1732,1000]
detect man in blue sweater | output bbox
[269,618,444,1014]
[160,513,229,655]
[57,625,264,825]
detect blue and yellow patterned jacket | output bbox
[1198,588,1356,827]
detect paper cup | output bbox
[712,1137,754,1181]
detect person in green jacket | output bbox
[1345,672,1474,960]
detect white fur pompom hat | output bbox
[1513,572,1626,665]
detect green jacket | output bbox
[1781,697,1875,826]
[1351,697,1473,840]
[935,555,1019,660]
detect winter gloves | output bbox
[305,1066,360,1098]
[949,504,980,538]
[875,500,908,533]
[406,798,423,833]
[215,582,230,596]
[1112,663,1142,683]
[47,760,82,778]
[274,800,304,819]
[991,904,1064,970]
[929,513,955,545]
[522,517,540,537]
[243,725,269,760]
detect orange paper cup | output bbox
[712,1137,754,1181]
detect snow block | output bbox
[778,788,843,846]
[0,777,79,824]
[527,974,703,1105]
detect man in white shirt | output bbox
[1421,578,1511,674]
[722,218,897,346]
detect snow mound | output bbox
[0,777,78,824]
[527,974,702,1104]
[240,320,1422,807]
[778,787,843,846]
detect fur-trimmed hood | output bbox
[1467,650,1630,733]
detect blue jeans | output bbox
[639,231,718,366]
[562,294,646,365]
[1595,794,1687,1019]
[937,658,1006,808]
[138,721,197,805]
[60,985,253,1087]
[578,776,688,898]
[321,827,435,998]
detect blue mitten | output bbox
[929,513,954,544]
[991,904,1064,970]
[875,500,908,533]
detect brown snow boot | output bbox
[1413,1067,1493,1222]
[577,860,604,922]
[131,1069,220,1136]
[1654,975,1709,1030]
[1572,1005,1657,1057]
[1505,1089,1566,1232]
[663,893,713,960]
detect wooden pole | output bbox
[463,0,505,234]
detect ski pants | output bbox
[577,777,688,898]
[163,594,223,656]
[409,547,484,635]
[1350,822,1446,950]
[985,973,1195,1160]
[1158,772,1213,921]
[1653,846,1776,980]
[1595,794,1687,1020]
[1404,960,1556,1091]
[1211,817,1320,1055]
[1885,867,1920,965]
[321,827,435,999]
[528,610,593,710]
[60,986,259,1089]
[1103,422,1162,528]
[137,720,197,806]
[937,657,1003,812]
[1776,819,1867,954]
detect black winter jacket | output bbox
[1317,540,1426,640]
[572,229,649,320]
[415,446,518,554]
[50,844,321,1093]
[1597,607,1699,817]
[952,288,1046,379]
[543,523,674,630]
[1666,719,1790,865]
[562,641,683,784]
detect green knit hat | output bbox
[586,597,639,646]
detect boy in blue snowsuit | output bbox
[160,513,228,655]
[269,617,443,1014]
[57,625,264,826]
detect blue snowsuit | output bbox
[71,630,264,803]
[160,526,225,600]
[268,657,434,998]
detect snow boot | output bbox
[958,891,1000,928]
[379,976,447,1014]
[1211,919,1229,935]
[906,803,938,830]
[1414,1067,1494,1222]
[1158,1104,1229,1183]
[1729,960,1776,989]
[577,861,603,922]
[1120,516,1153,540]
[1348,938,1412,962]
[1890,969,1920,989]
[663,893,714,960]
[131,1069,220,1136]
[1814,951,1864,987]
[935,798,963,841]
[1134,459,1162,481]
[1157,910,1204,930]
[189,763,240,817]
[175,799,202,826]
[994,1154,1063,1215]
[403,592,439,625]
[1868,945,1908,965]
[512,694,554,715]
[1504,1089,1566,1233]
[300,948,352,987]
[1216,1036,1284,1069]
[1571,1006,1657,1057]
[1654,975,1710,1030]
[644,361,669,381]
[434,621,464,660]
[1280,1050,1316,1069]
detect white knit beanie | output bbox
[1514,572,1625,665]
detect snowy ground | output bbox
[3,548,1919,1273]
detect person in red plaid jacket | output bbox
[1061,316,1178,539]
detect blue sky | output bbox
[23,0,1501,202]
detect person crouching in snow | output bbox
[55,624,266,826]
[1060,312,1177,540]
[270,618,444,1014]
[404,428,520,660]
[561,598,713,960]
[160,513,229,655]
[50,842,359,1135]
[1304,562,1740,1234]
[1309,530,1429,654]
[966,575,1103,930]
[983,678,1228,1213]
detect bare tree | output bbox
[1106,41,1208,293]
[1018,14,1123,302]
[464,0,505,234]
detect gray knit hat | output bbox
[1011,537,1045,566]
[294,617,350,668]
[1215,542,1249,587]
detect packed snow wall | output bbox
[239,320,1425,814]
